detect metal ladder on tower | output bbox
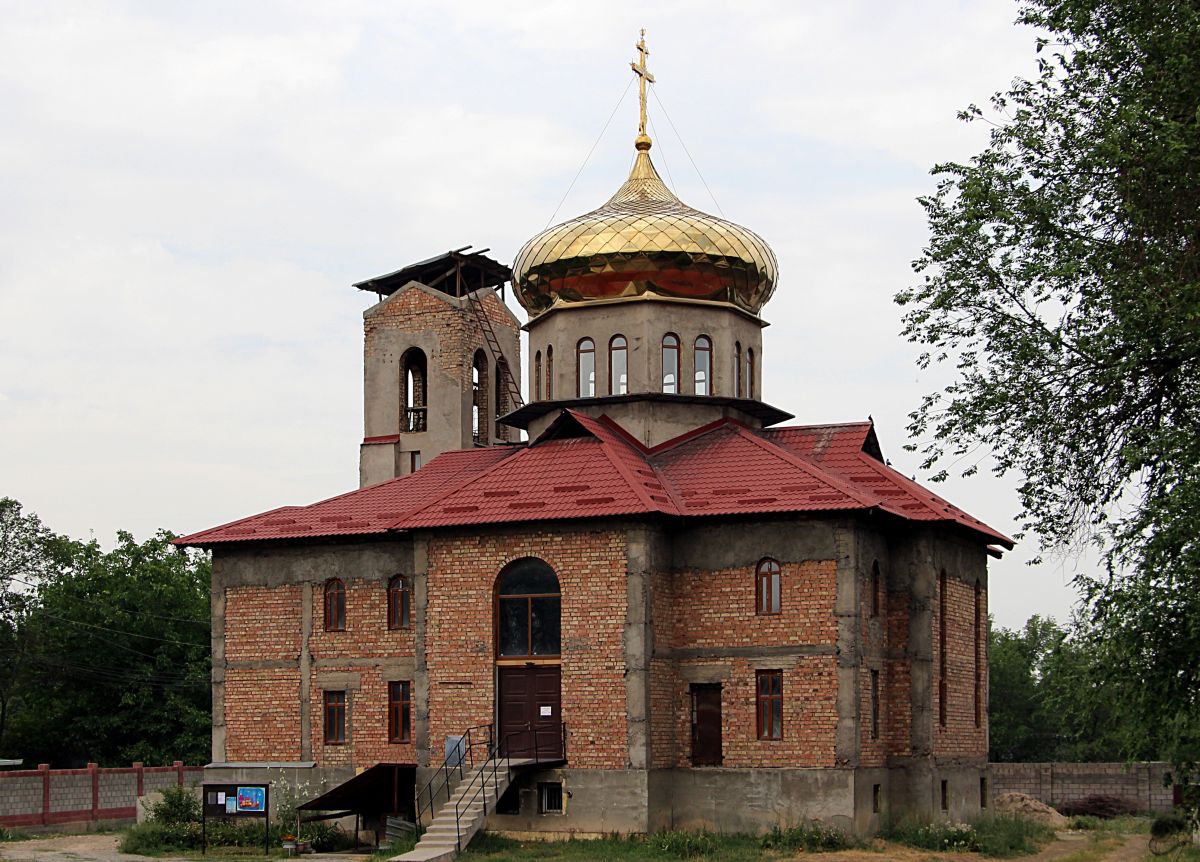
[466,288,523,413]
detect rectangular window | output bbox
[410,451,422,473]
[870,669,880,740]
[755,559,781,615]
[940,779,949,811]
[388,681,411,743]
[755,670,783,740]
[980,776,988,808]
[872,784,881,814]
[538,782,564,814]
[324,691,346,745]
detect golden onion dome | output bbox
[512,141,778,315]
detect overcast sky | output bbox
[0,1,1089,629]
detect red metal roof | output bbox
[175,413,1012,549]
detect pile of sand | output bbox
[993,792,1069,827]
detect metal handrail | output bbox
[449,722,567,851]
[413,723,493,827]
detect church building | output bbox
[178,35,1010,843]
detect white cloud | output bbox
[0,0,1077,628]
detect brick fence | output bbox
[0,762,203,828]
[991,762,1177,814]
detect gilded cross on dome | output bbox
[630,29,655,151]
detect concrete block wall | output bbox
[0,763,202,829]
[990,762,1176,814]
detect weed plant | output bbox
[883,814,1054,858]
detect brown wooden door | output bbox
[498,665,562,759]
[690,683,722,766]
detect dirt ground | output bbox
[0,830,1153,862]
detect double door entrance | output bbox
[497,665,563,759]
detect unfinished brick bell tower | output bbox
[355,248,522,487]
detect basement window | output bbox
[980,776,988,808]
[941,779,949,811]
[538,782,564,815]
[872,784,881,814]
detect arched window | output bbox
[388,575,410,630]
[546,345,554,399]
[324,578,346,632]
[576,338,596,397]
[472,350,489,444]
[747,347,756,399]
[609,335,628,395]
[495,558,560,658]
[495,358,510,442]
[401,348,428,432]
[534,351,542,401]
[662,333,680,394]
[694,336,712,396]
[756,558,781,615]
[734,341,743,398]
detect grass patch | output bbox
[882,814,1054,857]
[371,829,422,859]
[1069,813,1151,833]
[759,822,858,852]
[460,830,772,861]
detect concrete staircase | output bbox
[391,761,521,862]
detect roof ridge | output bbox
[646,416,741,456]
[729,425,883,509]
[386,447,524,530]
[589,425,677,516]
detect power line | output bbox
[651,87,725,216]
[647,114,676,190]
[33,609,209,648]
[6,575,209,625]
[544,76,636,229]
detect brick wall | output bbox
[0,763,200,828]
[225,667,302,761]
[650,559,840,768]
[991,762,1175,813]
[425,526,628,769]
[671,560,837,648]
[933,574,987,758]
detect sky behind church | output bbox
[0,1,1083,629]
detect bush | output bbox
[1056,795,1138,818]
[884,814,1052,857]
[649,830,717,858]
[119,821,203,854]
[1151,813,1189,838]
[149,784,202,826]
[760,821,855,852]
[883,818,980,852]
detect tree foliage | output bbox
[988,614,1155,762]
[0,498,210,766]
[898,0,1200,767]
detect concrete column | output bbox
[834,524,860,766]
[624,527,655,770]
[413,532,431,768]
[211,577,227,763]
[299,582,313,760]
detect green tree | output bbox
[0,502,211,767]
[0,498,76,750]
[898,0,1200,766]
